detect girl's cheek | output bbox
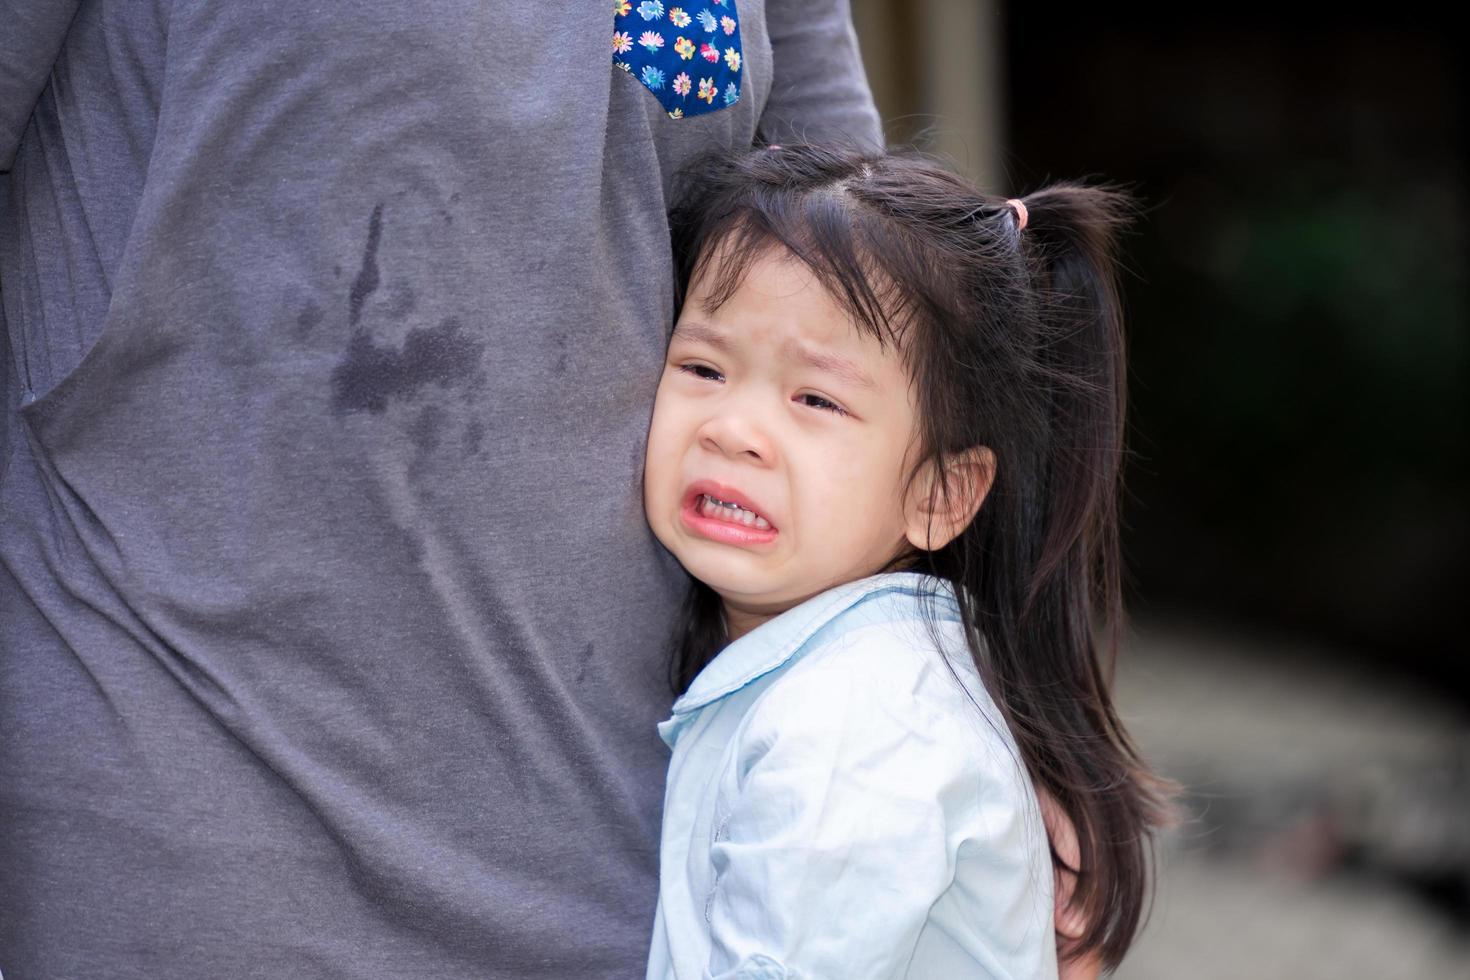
[825,433,886,478]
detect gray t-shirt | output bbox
[0,3,879,977]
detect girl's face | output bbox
[644,247,928,637]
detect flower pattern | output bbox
[616,0,742,119]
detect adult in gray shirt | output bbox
[0,3,879,977]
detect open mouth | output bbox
[695,493,772,530]
[680,482,779,545]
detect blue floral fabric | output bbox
[612,0,743,120]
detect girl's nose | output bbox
[698,411,775,465]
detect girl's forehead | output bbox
[690,240,809,296]
[689,248,853,339]
[687,232,908,352]
[687,275,856,355]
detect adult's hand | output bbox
[1041,791,1104,980]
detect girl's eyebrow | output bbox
[783,342,878,391]
[674,320,877,391]
[670,320,732,351]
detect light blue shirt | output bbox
[647,573,1058,980]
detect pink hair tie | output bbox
[1007,198,1028,232]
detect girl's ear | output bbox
[903,447,996,552]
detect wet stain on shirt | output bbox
[329,205,487,418]
[463,419,486,457]
[575,641,596,684]
[331,315,485,414]
[551,331,569,375]
[409,404,444,455]
[348,204,384,327]
[297,300,324,336]
[387,280,417,319]
[407,404,450,482]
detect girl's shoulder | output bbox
[744,589,1029,794]
[794,578,995,709]
[796,609,982,705]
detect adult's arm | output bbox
[758,0,882,151]
[0,1,81,170]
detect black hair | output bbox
[665,143,1174,969]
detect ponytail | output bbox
[983,184,1175,967]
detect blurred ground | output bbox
[1114,621,1470,979]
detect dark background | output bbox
[1005,8,1467,698]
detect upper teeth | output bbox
[700,494,771,530]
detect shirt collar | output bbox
[669,572,957,718]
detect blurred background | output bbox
[846,2,1469,976]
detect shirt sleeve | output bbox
[0,1,81,170]
[703,638,1035,980]
[757,0,882,151]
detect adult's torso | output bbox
[0,3,805,976]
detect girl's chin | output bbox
[683,565,792,611]
[670,539,832,615]
[707,580,817,621]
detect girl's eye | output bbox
[796,392,848,416]
[679,363,724,382]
